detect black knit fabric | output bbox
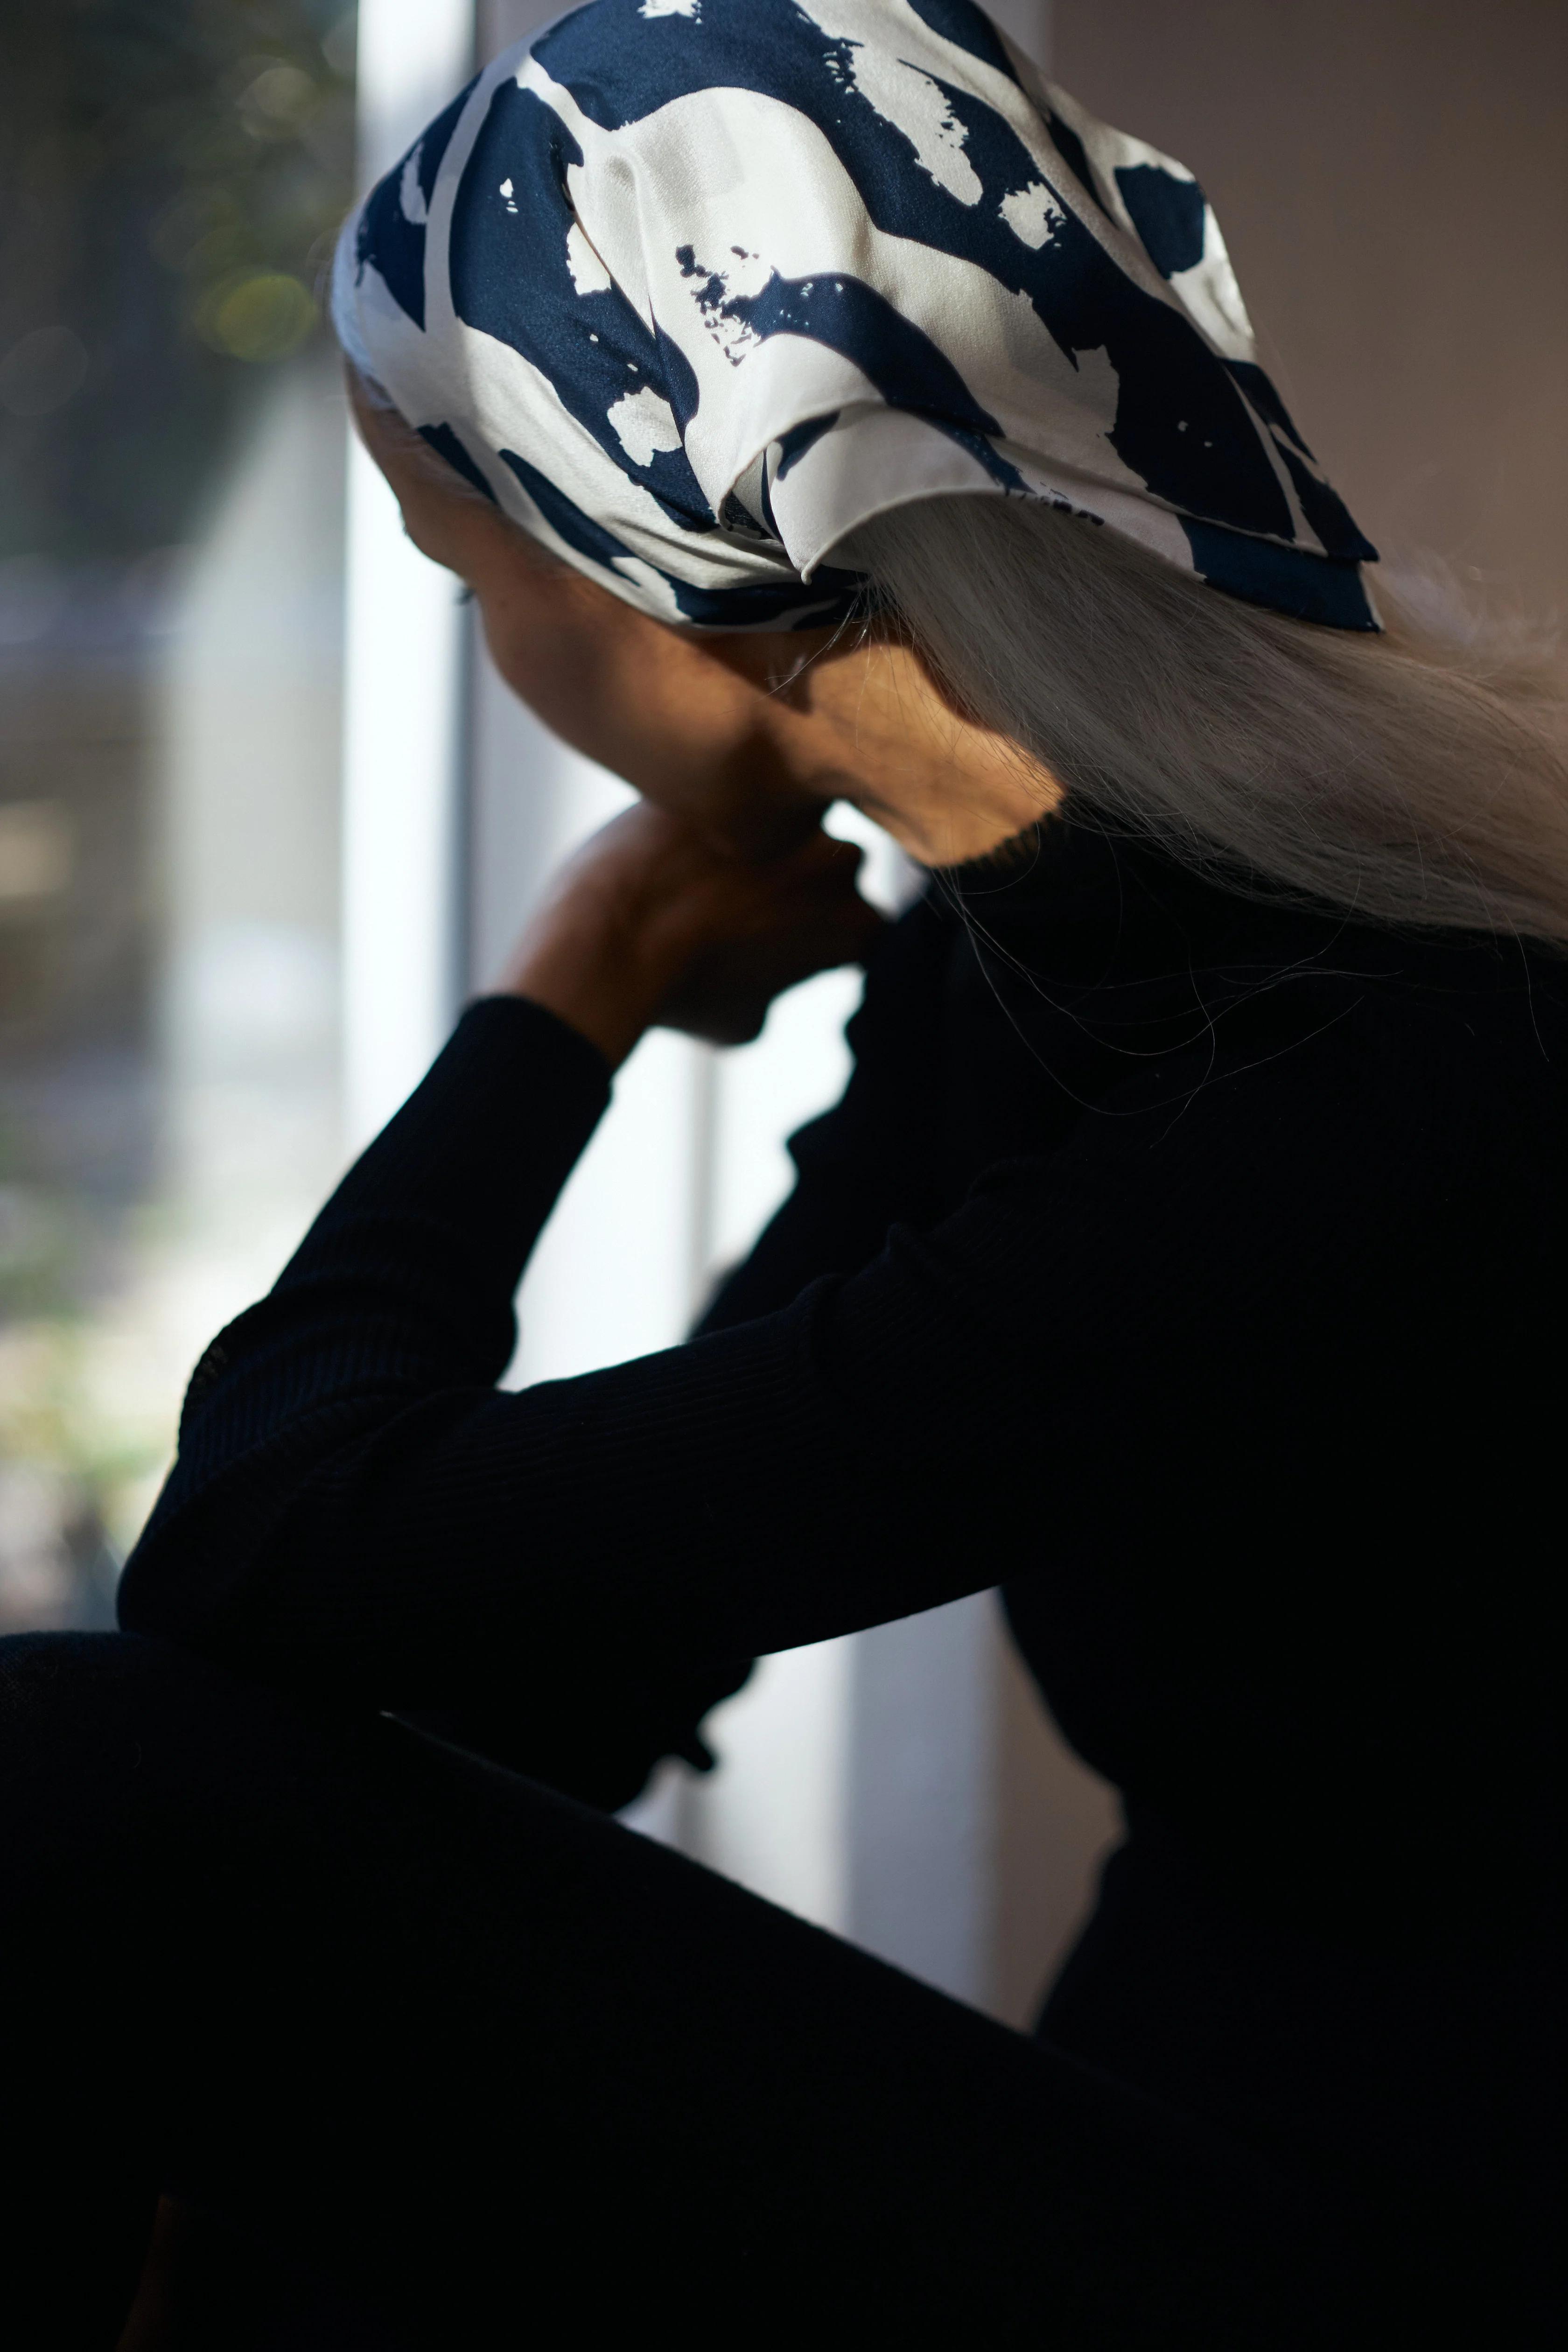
[98,820,1564,2334]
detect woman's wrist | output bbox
[498,894,672,1071]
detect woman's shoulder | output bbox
[945,819,1568,1079]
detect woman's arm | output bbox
[119,806,896,1801]
[120,803,1437,1805]
[115,788,1027,1716]
[116,976,1036,1696]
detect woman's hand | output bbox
[497,802,885,1069]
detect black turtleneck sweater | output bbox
[119,821,1562,2287]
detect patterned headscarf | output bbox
[335,0,1378,632]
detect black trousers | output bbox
[0,1633,1340,2349]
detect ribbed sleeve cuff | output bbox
[275,994,613,1300]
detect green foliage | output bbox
[0,0,357,560]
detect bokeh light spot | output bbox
[197,273,316,364]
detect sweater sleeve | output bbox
[117,980,1046,1717]
[119,965,1466,1827]
[117,999,742,1802]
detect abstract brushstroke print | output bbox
[336,0,1377,631]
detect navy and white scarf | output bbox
[336,0,1377,632]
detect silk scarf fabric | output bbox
[336,0,1378,631]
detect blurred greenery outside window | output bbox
[1,1,358,1631]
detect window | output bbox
[0,1,357,1644]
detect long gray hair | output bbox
[847,496,1568,944]
[346,340,1568,944]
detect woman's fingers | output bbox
[496,805,885,1067]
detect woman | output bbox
[3,3,1561,2342]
